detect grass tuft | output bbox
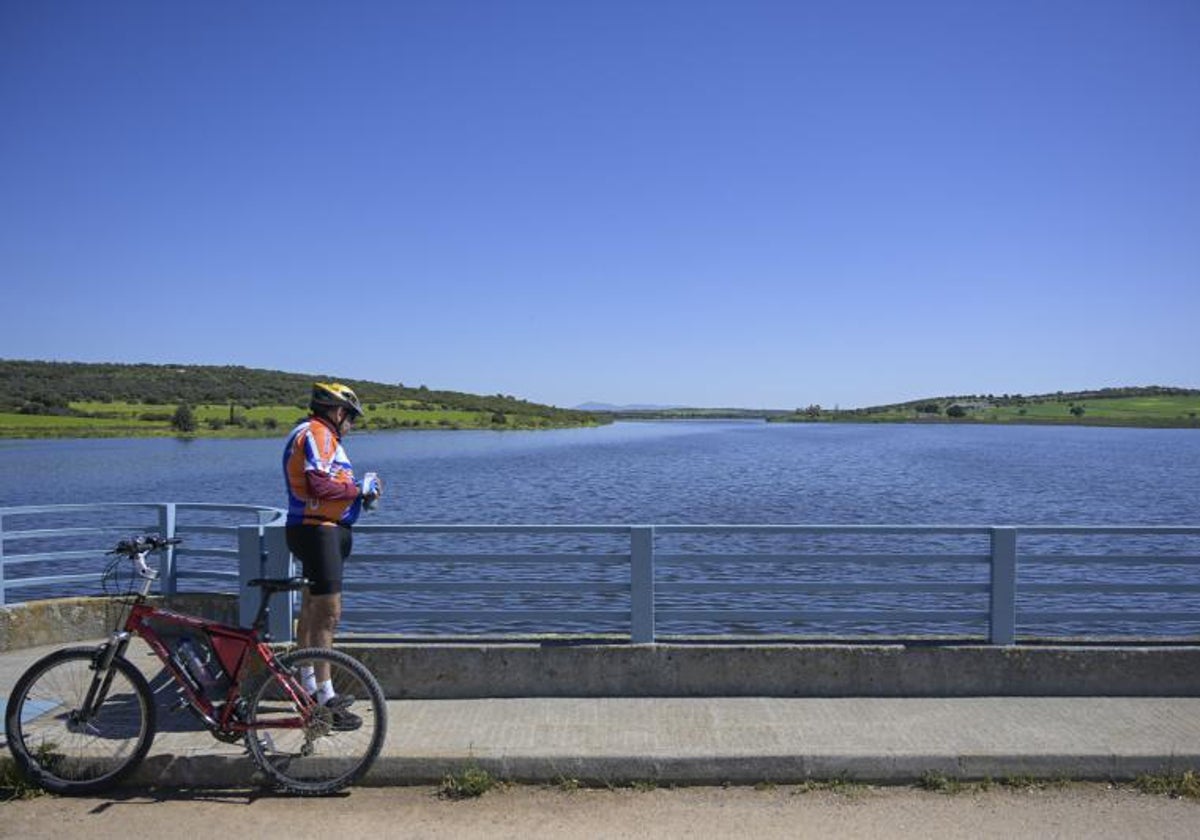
[1133,771,1200,800]
[0,757,46,802]
[439,762,500,800]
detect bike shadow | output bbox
[83,786,353,810]
[145,666,232,735]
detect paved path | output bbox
[3,640,1200,788]
[5,784,1200,840]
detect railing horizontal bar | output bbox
[175,502,283,515]
[657,609,990,621]
[343,609,630,621]
[654,525,994,535]
[176,570,239,581]
[1022,555,1200,565]
[658,553,988,565]
[176,524,242,536]
[1018,526,1200,535]
[0,502,280,519]
[1,573,103,589]
[353,524,633,535]
[1,550,103,564]
[0,526,145,542]
[350,581,628,593]
[657,582,989,594]
[353,553,629,565]
[1,527,157,546]
[175,548,238,559]
[1024,611,1200,622]
[0,503,164,515]
[1020,583,1200,593]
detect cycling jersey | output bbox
[282,416,363,527]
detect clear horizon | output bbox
[3,2,1197,410]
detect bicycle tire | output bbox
[243,647,387,795]
[4,647,156,795]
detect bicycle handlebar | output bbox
[108,536,183,557]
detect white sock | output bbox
[317,679,335,704]
[300,666,317,695]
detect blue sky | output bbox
[2,1,1197,409]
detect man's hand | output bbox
[361,472,383,511]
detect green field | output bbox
[0,400,600,438]
[0,360,606,438]
[977,395,1200,425]
[771,389,1200,428]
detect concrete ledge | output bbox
[347,642,1200,698]
[355,753,1200,786]
[0,595,239,652]
[5,604,1198,697]
[123,749,1200,788]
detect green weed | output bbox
[0,757,45,802]
[1133,771,1200,800]
[439,762,500,800]
[792,773,862,795]
[918,770,960,793]
[555,776,582,792]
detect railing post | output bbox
[157,503,177,596]
[989,527,1018,645]
[0,513,6,606]
[264,524,294,642]
[238,523,294,641]
[630,526,655,643]
[237,525,260,630]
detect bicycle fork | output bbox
[72,633,133,733]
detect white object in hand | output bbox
[361,472,381,511]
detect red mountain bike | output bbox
[4,535,387,796]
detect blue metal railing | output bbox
[2,504,1199,644]
[0,501,283,600]
[343,522,1200,643]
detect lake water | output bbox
[2,421,1198,638]
[2,420,1196,525]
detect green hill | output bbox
[770,386,1200,428]
[0,360,605,437]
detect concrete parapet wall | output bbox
[346,642,1200,698]
[0,595,239,652]
[5,602,1197,697]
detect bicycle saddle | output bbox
[247,577,310,593]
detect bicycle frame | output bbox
[95,545,312,735]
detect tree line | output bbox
[0,360,597,424]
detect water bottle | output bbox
[175,637,227,698]
[361,472,381,512]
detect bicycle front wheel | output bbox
[4,647,156,794]
[244,648,387,795]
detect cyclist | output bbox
[282,382,383,728]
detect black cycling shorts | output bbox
[286,524,353,596]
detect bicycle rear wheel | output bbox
[243,648,387,795]
[4,647,156,794]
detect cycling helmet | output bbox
[310,381,365,418]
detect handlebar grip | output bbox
[109,535,184,555]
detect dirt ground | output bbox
[3,783,1199,840]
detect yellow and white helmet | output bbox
[310,382,364,418]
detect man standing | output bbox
[282,382,382,725]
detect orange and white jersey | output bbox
[282,416,362,526]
